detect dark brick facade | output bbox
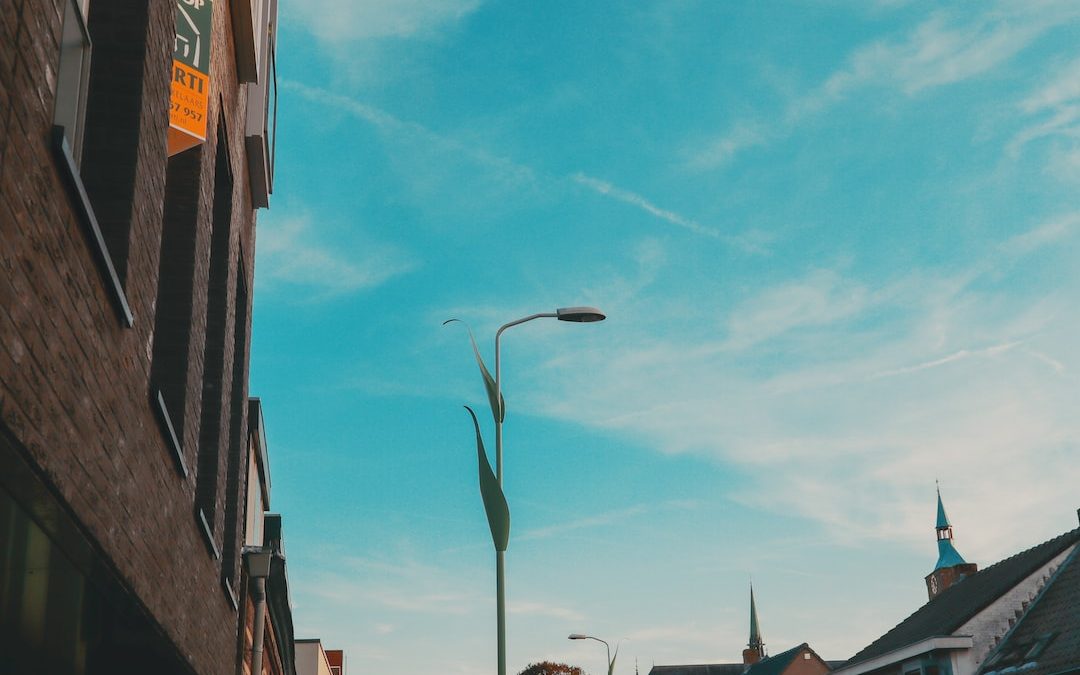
[0,0,268,672]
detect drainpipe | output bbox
[244,548,274,675]
[251,575,268,675]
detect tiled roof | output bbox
[979,542,1080,675]
[844,528,1080,668]
[746,644,809,675]
[651,644,824,675]
[649,664,747,675]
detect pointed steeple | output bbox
[743,582,766,665]
[749,584,763,650]
[934,484,967,570]
[925,485,979,600]
[935,483,951,529]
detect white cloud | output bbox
[1010,58,1080,160]
[572,173,772,253]
[1020,58,1080,114]
[999,213,1080,254]
[517,501,698,542]
[686,124,767,171]
[288,0,481,44]
[256,213,416,297]
[871,341,1020,379]
[509,601,584,622]
[722,270,869,350]
[818,11,1044,100]
[513,231,1080,563]
[700,3,1080,165]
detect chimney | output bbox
[743,648,762,666]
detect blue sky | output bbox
[249,2,1080,674]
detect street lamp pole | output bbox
[488,307,605,675]
[569,633,619,675]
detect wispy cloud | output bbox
[509,601,584,621]
[285,82,771,252]
[692,3,1080,167]
[816,11,1044,101]
[289,0,482,44]
[518,501,698,542]
[685,124,768,171]
[518,226,1080,562]
[871,341,1021,379]
[722,270,869,350]
[282,81,538,188]
[256,213,416,298]
[999,213,1080,254]
[573,173,773,252]
[573,173,722,238]
[1010,57,1080,160]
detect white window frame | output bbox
[243,0,277,208]
[53,0,92,165]
[244,444,265,547]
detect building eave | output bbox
[834,636,975,675]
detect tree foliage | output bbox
[518,661,586,675]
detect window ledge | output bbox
[196,507,220,560]
[51,126,134,327]
[221,575,238,611]
[152,390,188,478]
[244,133,271,209]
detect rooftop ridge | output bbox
[844,526,1080,668]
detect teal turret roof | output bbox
[936,538,968,569]
[936,488,951,529]
[933,488,968,570]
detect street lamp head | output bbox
[556,306,606,323]
[568,634,589,640]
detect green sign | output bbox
[174,0,213,71]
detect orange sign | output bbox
[168,61,209,154]
[168,0,213,156]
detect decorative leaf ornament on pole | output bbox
[445,307,605,675]
[465,405,509,552]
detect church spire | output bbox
[925,484,978,600]
[743,582,766,665]
[934,484,967,570]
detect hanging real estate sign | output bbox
[168,0,213,156]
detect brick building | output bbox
[1,0,277,672]
[649,586,836,675]
[237,399,297,675]
[295,639,347,675]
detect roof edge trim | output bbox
[835,636,974,675]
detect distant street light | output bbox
[449,307,606,675]
[569,633,620,675]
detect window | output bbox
[244,445,264,548]
[151,146,203,477]
[221,259,251,590]
[194,126,235,558]
[243,399,270,552]
[244,0,277,207]
[53,0,91,166]
[51,0,154,326]
[230,0,268,82]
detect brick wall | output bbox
[0,0,262,672]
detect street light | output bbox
[569,633,620,675]
[450,306,606,675]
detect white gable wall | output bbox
[953,543,1077,674]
